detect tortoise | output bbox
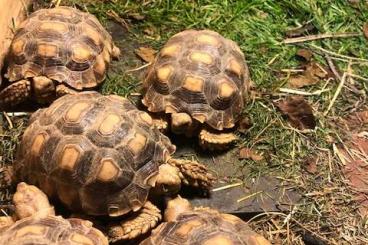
[0,182,108,245]
[141,196,271,245]
[0,6,120,109]
[142,29,250,150]
[13,91,215,242]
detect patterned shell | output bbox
[141,208,270,245]
[143,29,249,131]
[7,7,117,90]
[14,92,176,216]
[0,216,108,245]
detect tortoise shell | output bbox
[0,216,107,245]
[141,208,270,245]
[14,92,175,216]
[142,29,249,131]
[7,6,118,90]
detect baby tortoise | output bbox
[0,6,120,109]
[142,29,250,150]
[13,91,215,242]
[141,196,270,245]
[0,182,108,245]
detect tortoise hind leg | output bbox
[0,80,31,109]
[199,128,238,151]
[108,201,161,242]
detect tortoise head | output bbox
[164,196,192,222]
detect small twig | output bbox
[324,72,347,116]
[212,182,243,192]
[279,87,330,96]
[2,112,13,129]
[237,190,263,203]
[106,10,130,31]
[325,54,341,81]
[283,32,360,44]
[310,44,368,63]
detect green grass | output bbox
[81,1,368,243]
[3,0,368,243]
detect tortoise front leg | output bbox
[0,80,31,109]
[108,201,161,242]
[166,158,216,188]
[55,84,78,97]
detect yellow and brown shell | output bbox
[141,208,270,245]
[7,7,118,90]
[142,30,249,131]
[14,92,175,216]
[0,216,107,245]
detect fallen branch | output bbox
[283,32,360,44]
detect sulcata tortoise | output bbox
[13,91,215,242]
[141,196,271,245]
[142,29,250,150]
[0,6,120,109]
[0,182,108,245]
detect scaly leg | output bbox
[199,128,238,151]
[0,80,31,109]
[108,201,161,242]
[167,158,216,188]
[55,84,78,97]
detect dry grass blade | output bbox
[324,72,347,116]
[283,32,360,44]
[325,54,342,81]
[211,182,243,192]
[237,191,263,203]
[279,87,330,96]
[310,44,368,63]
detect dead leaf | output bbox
[135,47,157,63]
[239,147,264,161]
[303,156,318,174]
[306,62,328,79]
[288,74,318,88]
[296,49,313,62]
[337,110,368,132]
[275,96,316,130]
[340,135,368,217]
[287,62,330,88]
[238,117,252,133]
[285,23,316,38]
[364,23,368,40]
[127,13,145,21]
